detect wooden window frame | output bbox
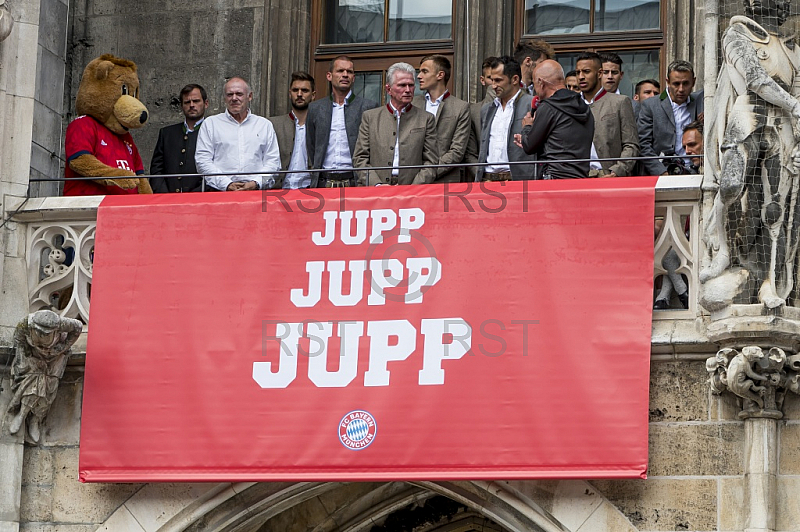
[310,0,457,99]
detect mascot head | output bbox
[76,54,148,135]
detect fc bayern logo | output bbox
[338,410,377,450]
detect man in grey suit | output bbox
[306,55,378,188]
[353,62,439,186]
[638,60,703,175]
[575,52,639,177]
[632,79,660,122]
[268,71,315,189]
[477,56,538,181]
[413,54,473,183]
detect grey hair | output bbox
[386,62,416,86]
[666,60,694,78]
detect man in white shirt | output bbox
[412,54,473,182]
[195,77,280,191]
[268,71,316,189]
[476,56,537,181]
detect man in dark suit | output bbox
[513,39,555,96]
[632,79,660,122]
[353,62,439,186]
[638,60,703,175]
[413,54,473,183]
[476,56,538,181]
[467,57,498,180]
[306,55,378,188]
[268,71,316,189]
[149,84,208,193]
[576,52,639,177]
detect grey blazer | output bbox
[352,104,439,186]
[637,92,701,175]
[477,91,538,181]
[589,94,639,177]
[412,94,473,182]
[305,94,378,185]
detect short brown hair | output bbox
[420,54,452,85]
[329,55,354,73]
[179,84,207,102]
[290,71,315,92]
[513,39,555,65]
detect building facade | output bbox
[2,1,800,531]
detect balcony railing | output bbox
[10,174,702,346]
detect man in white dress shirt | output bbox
[195,77,281,191]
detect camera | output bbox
[664,158,697,175]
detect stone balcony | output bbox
[5,175,709,357]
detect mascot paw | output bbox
[102,177,138,190]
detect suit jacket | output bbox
[149,122,204,193]
[267,113,300,188]
[590,93,639,176]
[306,94,378,186]
[637,91,701,175]
[352,104,439,185]
[466,91,494,179]
[477,91,538,181]
[412,94,473,182]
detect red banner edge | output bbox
[79,467,647,483]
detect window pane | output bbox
[525,0,590,35]
[353,72,384,105]
[595,0,660,31]
[556,49,660,98]
[324,0,385,44]
[388,0,452,41]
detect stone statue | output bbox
[701,0,800,309]
[0,0,12,43]
[5,310,82,443]
[707,345,800,419]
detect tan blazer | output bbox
[412,93,473,182]
[589,93,639,177]
[353,104,439,186]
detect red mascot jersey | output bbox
[64,115,144,196]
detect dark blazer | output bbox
[149,122,204,193]
[637,91,701,175]
[589,93,639,176]
[267,113,299,188]
[412,94,473,182]
[353,104,439,185]
[306,94,378,186]
[477,90,538,181]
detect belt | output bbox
[482,171,512,182]
[319,171,354,188]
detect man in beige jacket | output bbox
[354,62,439,186]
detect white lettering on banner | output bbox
[255,207,469,389]
[291,258,441,307]
[310,208,426,246]
[253,319,473,388]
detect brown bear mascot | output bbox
[63,54,153,196]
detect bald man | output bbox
[516,60,594,179]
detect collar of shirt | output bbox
[330,90,354,107]
[667,90,690,111]
[387,101,413,116]
[224,109,251,124]
[582,87,606,104]
[493,88,521,110]
[183,117,204,134]
[425,90,450,105]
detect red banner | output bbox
[80,178,656,482]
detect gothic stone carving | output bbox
[0,0,12,42]
[701,0,800,310]
[707,345,800,419]
[5,310,82,443]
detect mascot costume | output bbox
[63,54,153,195]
